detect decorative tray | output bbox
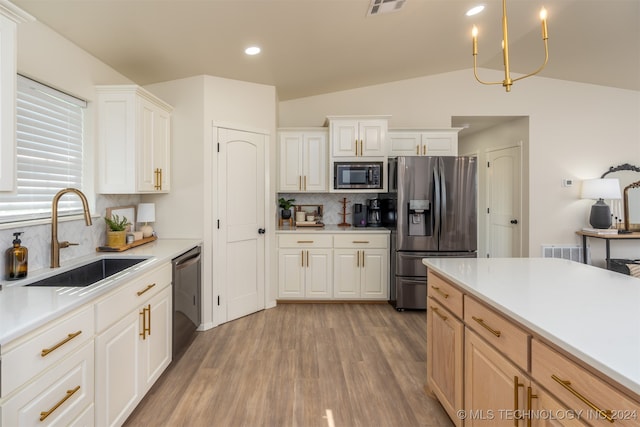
[96,235,157,252]
[296,221,325,228]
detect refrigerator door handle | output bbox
[433,166,441,236]
[439,160,447,234]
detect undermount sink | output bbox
[27,258,148,288]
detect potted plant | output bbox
[278,197,295,219]
[104,214,130,247]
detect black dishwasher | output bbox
[172,246,201,359]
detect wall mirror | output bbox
[602,164,640,231]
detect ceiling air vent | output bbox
[367,0,406,16]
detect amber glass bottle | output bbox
[5,232,28,280]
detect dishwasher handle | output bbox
[175,253,201,271]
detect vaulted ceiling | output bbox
[12,0,640,101]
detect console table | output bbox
[576,230,640,267]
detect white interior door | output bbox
[487,145,522,257]
[216,128,266,323]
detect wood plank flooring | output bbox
[124,303,453,427]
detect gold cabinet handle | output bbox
[304,175,307,191]
[362,250,365,268]
[355,139,359,156]
[513,376,524,426]
[297,240,314,244]
[306,250,309,268]
[423,145,426,155]
[430,305,447,321]
[356,250,359,267]
[301,250,305,267]
[137,283,156,296]
[472,316,502,337]
[360,140,363,156]
[551,374,614,423]
[140,307,147,339]
[299,175,302,190]
[416,145,420,155]
[39,385,80,421]
[430,285,449,299]
[139,305,151,339]
[527,386,538,427]
[41,331,82,357]
[154,168,162,190]
[352,240,370,244]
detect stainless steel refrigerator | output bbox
[387,156,477,310]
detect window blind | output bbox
[0,75,87,223]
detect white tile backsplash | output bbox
[1,194,140,278]
[278,193,376,225]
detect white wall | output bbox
[279,69,640,260]
[143,75,277,330]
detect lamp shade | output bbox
[581,178,621,200]
[137,203,156,223]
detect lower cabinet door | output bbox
[2,342,94,427]
[278,249,305,298]
[465,328,525,427]
[95,311,141,427]
[305,249,332,299]
[333,249,360,298]
[141,286,172,390]
[427,298,463,427]
[360,248,388,299]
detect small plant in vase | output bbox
[278,198,295,219]
[104,214,130,247]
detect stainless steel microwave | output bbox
[334,161,383,190]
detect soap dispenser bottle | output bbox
[6,232,28,280]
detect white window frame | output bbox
[0,75,88,225]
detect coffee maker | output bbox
[353,203,367,227]
[367,198,382,227]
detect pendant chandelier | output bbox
[471,0,549,92]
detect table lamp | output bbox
[581,178,621,229]
[137,203,156,238]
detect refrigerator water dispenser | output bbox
[408,199,431,236]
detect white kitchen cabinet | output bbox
[328,116,388,158]
[278,234,333,299]
[0,305,95,426]
[95,263,172,427]
[0,5,33,191]
[96,85,172,194]
[388,129,460,157]
[1,341,95,427]
[278,129,328,192]
[333,234,389,299]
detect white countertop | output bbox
[0,238,201,347]
[422,257,640,397]
[277,224,390,234]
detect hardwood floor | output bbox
[124,303,453,427]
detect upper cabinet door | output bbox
[278,132,304,192]
[388,131,421,156]
[0,14,17,191]
[329,116,388,158]
[358,120,386,157]
[330,120,359,157]
[97,85,173,194]
[302,132,327,192]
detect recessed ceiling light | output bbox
[466,5,485,16]
[245,46,261,56]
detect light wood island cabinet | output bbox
[425,268,638,427]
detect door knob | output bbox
[510,219,518,224]
[258,228,266,234]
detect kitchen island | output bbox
[423,257,640,427]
